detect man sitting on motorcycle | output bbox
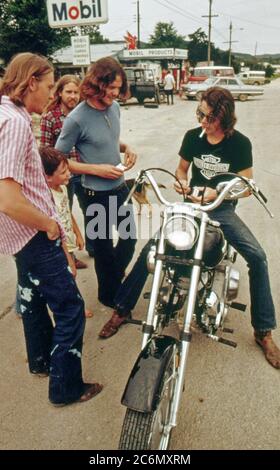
[99,86,280,370]
[175,86,280,369]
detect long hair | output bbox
[80,57,128,101]
[0,53,53,107]
[46,74,81,112]
[201,87,237,137]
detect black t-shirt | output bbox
[179,127,253,188]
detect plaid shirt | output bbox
[40,104,79,161]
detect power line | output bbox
[151,0,227,41]
[217,11,280,31]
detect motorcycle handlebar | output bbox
[124,170,274,218]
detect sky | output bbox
[99,0,280,56]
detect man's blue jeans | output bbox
[80,184,136,307]
[15,232,86,404]
[211,202,276,332]
[114,202,276,332]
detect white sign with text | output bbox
[71,35,91,65]
[46,0,108,28]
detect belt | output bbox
[84,182,127,197]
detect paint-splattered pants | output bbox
[15,232,86,404]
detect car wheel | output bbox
[253,81,260,86]
[195,92,203,101]
[239,94,248,102]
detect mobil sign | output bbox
[46,0,108,28]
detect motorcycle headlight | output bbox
[164,216,198,251]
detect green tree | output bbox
[148,22,187,49]
[0,0,108,64]
[0,0,70,63]
[187,28,238,69]
[265,64,274,78]
[79,25,109,44]
[187,28,209,65]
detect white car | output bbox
[183,76,264,101]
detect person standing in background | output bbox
[163,70,175,105]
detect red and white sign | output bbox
[46,0,108,28]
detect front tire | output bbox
[119,350,177,450]
[239,93,248,102]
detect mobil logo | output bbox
[46,0,109,28]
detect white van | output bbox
[189,66,234,84]
[238,71,266,86]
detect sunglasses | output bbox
[196,107,216,124]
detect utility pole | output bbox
[137,0,140,48]
[202,0,218,65]
[225,22,237,66]
[254,42,258,57]
[223,22,243,66]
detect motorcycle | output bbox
[118,169,273,450]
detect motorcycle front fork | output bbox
[167,218,209,428]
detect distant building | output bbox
[52,41,126,74]
[52,42,189,87]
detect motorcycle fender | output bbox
[121,336,176,413]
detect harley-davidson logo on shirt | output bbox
[194,155,230,179]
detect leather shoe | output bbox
[99,310,129,339]
[255,330,280,369]
[51,382,103,407]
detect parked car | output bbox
[183,76,264,101]
[123,67,163,105]
[238,70,266,86]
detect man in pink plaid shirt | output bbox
[0,53,102,406]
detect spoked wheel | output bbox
[119,349,178,450]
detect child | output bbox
[40,146,93,318]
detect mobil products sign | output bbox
[46,0,108,28]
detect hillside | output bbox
[233,52,280,62]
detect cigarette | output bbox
[199,128,206,138]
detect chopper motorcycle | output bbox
[118,169,273,450]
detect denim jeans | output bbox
[114,239,154,316]
[79,184,136,306]
[114,202,276,332]
[15,232,86,404]
[210,202,276,332]
[67,175,95,256]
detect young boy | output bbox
[40,146,93,318]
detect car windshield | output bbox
[204,78,216,85]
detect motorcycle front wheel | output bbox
[118,351,178,450]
